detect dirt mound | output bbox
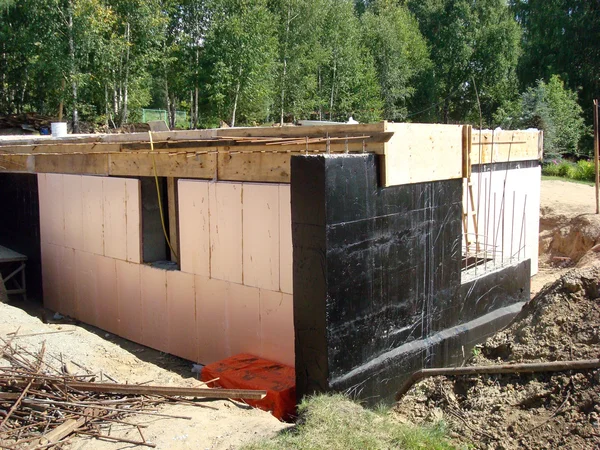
[539,213,600,266]
[395,265,600,449]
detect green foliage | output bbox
[361,0,431,121]
[542,159,595,182]
[406,0,521,125]
[495,75,587,158]
[243,394,455,450]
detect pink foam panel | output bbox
[259,290,295,367]
[167,271,197,361]
[208,182,243,283]
[242,183,280,291]
[178,180,210,276]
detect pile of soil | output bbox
[395,265,600,449]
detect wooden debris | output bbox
[0,338,267,448]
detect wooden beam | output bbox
[470,129,541,165]
[218,149,291,183]
[36,154,109,175]
[166,177,179,262]
[109,152,216,178]
[382,123,464,186]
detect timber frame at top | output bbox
[0,122,542,187]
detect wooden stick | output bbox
[594,99,599,214]
[5,378,267,400]
[76,430,156,448]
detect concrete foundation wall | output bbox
[464,161,541,275]
[38,174,294,367]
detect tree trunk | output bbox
[329,59,336,121]
[68,0,79,133]
[231,66,242,128]
[318,67,322,121]
[280,3,292,126]
[122,22,130,126]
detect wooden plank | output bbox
[216,122,387,138]
[166,177,179,262]
[218,150,291,183]
[382,123,464,186]
[0,155,33,172]
[35,154,109,175]
[7,378,267,400]
[109,152,216,178]
[470,129,541,164]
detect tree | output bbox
[494,75,587,158]
[318,0,382,122]
[510,0,600,126]
[200,0,277,127]
[406,0,521,125]
[269,0,327,124]
[360,0,431,121]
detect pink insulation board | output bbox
[38,175,295,367]
[82,176,104,256]
[178,180,210,276]
[116,260,142,344]
[279,184,293,295]
[243,184,280,291]
[208,182,243,283]
[260,290,295,366]
[195,275,231,363]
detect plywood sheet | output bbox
[102,178,127,261]
[279,184,293,294]
[140,265,169,353]
[470,130,542,165]
[195,275,230,363]
[178,180,210,276]
[382,123,463,186]
[45,174,65,246]
[125,179,141,263]
[81,176,104,256]
[75,250,98,326]
[209,182,243,283]
[259,290,294,366]
[167,271,197,361]
[116,259,142,343]
[63,175,83,251]
[243,184,280,290]
[95,255,119,335]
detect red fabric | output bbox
[201,353,296,421]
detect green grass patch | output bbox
[243,394,456,450]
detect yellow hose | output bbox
[149,131,179,262]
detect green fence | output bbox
[141,108,188,129]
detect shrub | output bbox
[570,160,595,181]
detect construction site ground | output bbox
[1,178,598,449]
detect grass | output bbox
[243,394,456,450]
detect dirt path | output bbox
[0,302,289,449]
[531,179,600,296]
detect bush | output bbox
[570,160,595,181]
[542,159,595,182]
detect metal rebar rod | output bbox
[395,359,600,401]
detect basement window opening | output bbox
[140,176,179,270]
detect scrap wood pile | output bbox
[0,114,57,132]
[395,264,600,450]
[0,334,266,449]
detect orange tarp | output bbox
[201,353,296,421]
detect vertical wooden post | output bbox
[166,177,179,262]
[594,99,599,214]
